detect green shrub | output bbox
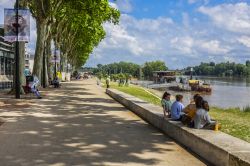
[243,105,250,113]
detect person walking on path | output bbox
[106,76,110,88]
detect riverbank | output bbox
[104,81,250,143]
[132,77,250,109]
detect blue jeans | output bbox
[31,87,40,97]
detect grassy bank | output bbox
[209,108,250,143]
[105,81,250,143]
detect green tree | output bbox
[20,0,120,85]
[185,61,250,77]
[96,61,140,78]
[142,61,167,80]
[246,60,250,67]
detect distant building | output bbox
[0,26,14,89]
[24,44,34,72]
[153,70,181,83]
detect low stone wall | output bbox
[106,88,250,166]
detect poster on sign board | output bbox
[4,9,30,42]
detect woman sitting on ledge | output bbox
[194,99,217,130]
[181,94,201,126]
[161,92,172,118]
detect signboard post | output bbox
[51,50,60,79]
[15,1,20,99]
[4,5,30,99]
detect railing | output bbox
[0,81,13,90]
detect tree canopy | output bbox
[90,60,168,80]
[142,61,168,80]
[93,62,140,78]
[19,0,120,84]
[184,61,250,77]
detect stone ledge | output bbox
[106,88,250,166]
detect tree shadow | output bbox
[0,80,205,166]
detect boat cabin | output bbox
[153,70,180,83]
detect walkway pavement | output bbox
[0,79,206,166]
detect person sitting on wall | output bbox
[170,95,185,121]
[194,99,219,130]
[29,75,42,99]
[181,94,201,126]
[161,92,172,118]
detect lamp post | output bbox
[15,0,20,99]
[42,47,46,88]
[54,49,57,79]
[190,67,193,80]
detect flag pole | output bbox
[15,0,20,99]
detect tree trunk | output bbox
[33,21,47,81]
[44,55,49,87]
[47,39,53,81]
[19,42,26,87]
[60,54,66,72]
[9,42,25,94]
[41,47,49,87]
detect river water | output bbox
[135,77,250,109]
[196,76,250,108]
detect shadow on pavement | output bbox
[0,80,205,166]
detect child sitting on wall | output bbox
[161,92,172,118]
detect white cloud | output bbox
[87,14,203,68]
[198,40,230,55]
[115,0,133,13]
[87,10,250,68]
[1,0,249,68]
[199,3,250,35]
[188,0,209,5]
[170,36,194,55]
[101,14,174,57]
[121,15,173,32]
[0,0,15,23]
[27,17,37,55]
[238,36,250,48]
[0,0,15,7]
[101,22,143,56]
[182,12,190,27]
[109,2,118,10]
[188,0,197,4]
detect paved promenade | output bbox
[0,79,206,166]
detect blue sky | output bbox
[86,0,250,69]
[1,0,250,69]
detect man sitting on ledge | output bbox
[170,95,184,121]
